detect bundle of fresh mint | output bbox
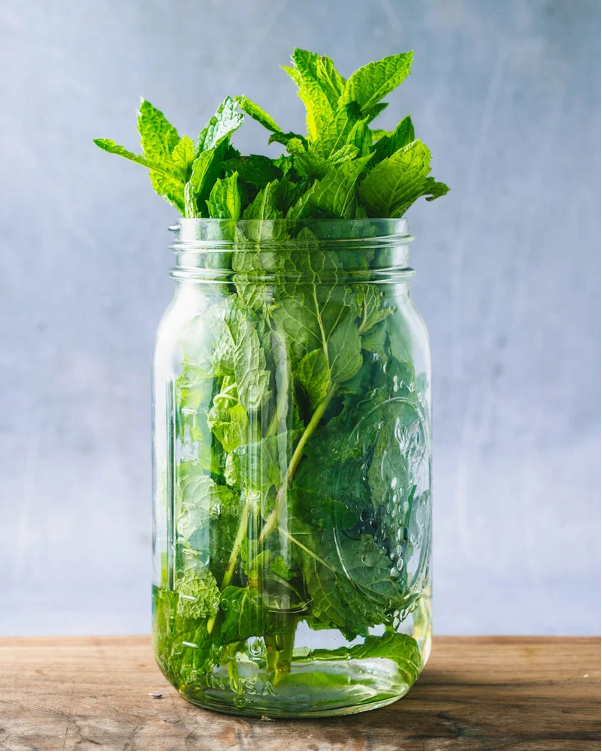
[96,49,446,712]
[95,49,447,221]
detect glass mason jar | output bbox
[152,218,432,717]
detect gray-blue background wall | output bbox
[1,0,599,635]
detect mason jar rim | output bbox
[169,217,412,251]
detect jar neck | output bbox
[168,218,415,284]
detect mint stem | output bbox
[259,384,335,544]
[207,497,251,634]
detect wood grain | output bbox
[0,636,598,751]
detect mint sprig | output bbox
[95,48,448,219]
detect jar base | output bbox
[178,687,408,719]
[171,657,417,718]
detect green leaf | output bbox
[223,155,283,188]
[212,307,272,411]
[312,632,422,685]
[328,144,360,165]
[220,586,267,643]
[289,522,403,639]
[237,96,281,133]
[423,176,451,202]
[176,469,238,540]
[287,140,329,180]
[208,402,249,453]
[93,139,169,173]
[196,96,244,154]
[347,120,373,157]
[361,321,388,360]
[308,154,372,218]
[241,180,286,241]
[295,348,331,411]
[151,173,186,212]
[137,99,181,165]
[270,556,295,580]
[184,182,197,218]
[206,173,242,219]
[234,430,302,492]
[340,51,413,112]
[291,481,359,530]
[316,55,346,107]
[186,137,231,217]
[327,313,363,383]
[285,186,316,220]
[371,128,393,142]
[312,105,359,159]
[268,130,307,148]
[374,115,415,160]
[358,139,449,217]
[357,285,396,333]
[94,137,186,211]
[171,135,196,173]
[362,102,389,124]
[284,49,335,141]
[176,566,220,620]
[243,180,283,221]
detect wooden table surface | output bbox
[0,636,599,751]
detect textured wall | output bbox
[1,0,599,635]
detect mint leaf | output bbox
[327,312,363,383]
[220,586,266,643]
[359,139,449,217]
[208,402,248,453]
[176,470,238,540]
[370,128,393,142]
[286,186,316,220]
[196,96,244,154]
[150,173,186,212]
[234,429,302,492]
[340,51,413,112]
[284,49,335,141]
[242,180,283,221]
[312,105,361,159]
[171,135,196,174]
[212,307,272,411]
[270,556,295,580]
[362,102,389,123]
[206,173,242,219]
[138,99,181,166]
[237,96,281,133]
[268,131,308,149]
[374,115,415,160]
[347,120,372,157]
[308,154,372,218]
[176,567,220,620]
[316,55,346,107]
[93,139,169,173]
[312,632,422,685]
[186,138,230,217]
[357,285,396,333]
[295,349,331,410]
[223,155,283,188]
[93,138,187,212]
